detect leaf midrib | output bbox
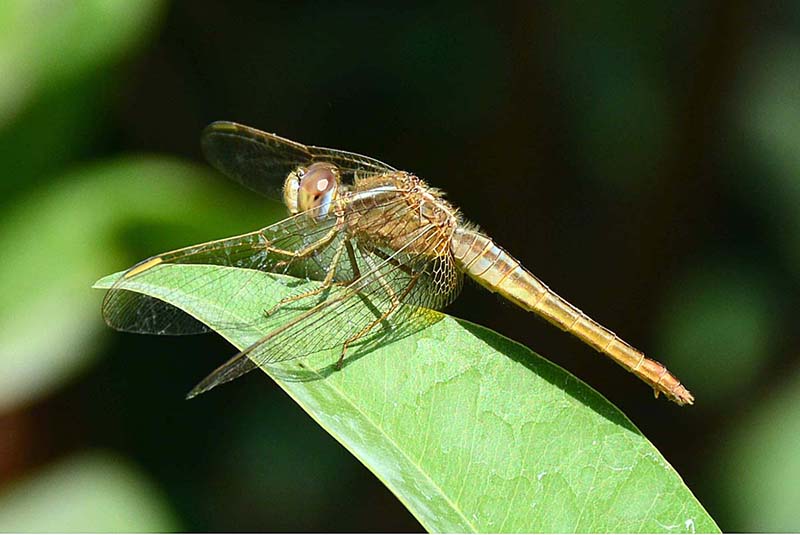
[279,363,478,533]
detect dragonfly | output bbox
[102,121,694,405]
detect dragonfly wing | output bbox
[202,121,396,198]
[102,209,345,335]
[187,218,464,397]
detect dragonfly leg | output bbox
[260,219,342,259]
[359,248,401,307]
[265,237,356,317]
[345,239,362,280]
[336,273,421,369]
[363,245,414,277]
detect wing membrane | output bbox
[102,209,344,335]
[103,191,416,335]
[201,121,396,198]
[107,123,462,397]
[188,218,464,397]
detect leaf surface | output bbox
[95,265,718,533]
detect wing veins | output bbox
[187,222,444,396]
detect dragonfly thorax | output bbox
[283,162,341,219]
[406,177,458,233]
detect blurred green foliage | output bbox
[713,367,800,532]
[0,0,798,532]
[0,0,164,193]
[0,0,162,127]
[655,259,775,403]
[737,37,800,275]
[0,157,275,411]
[0,453,178,532]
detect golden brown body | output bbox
[343,172,692,405]
[450,227,693,405]
[343,173,457,258]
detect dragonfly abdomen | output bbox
[450,227,693,406]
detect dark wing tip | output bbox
[200,121,242,157]
[202,120,241,135]
[185,351,260,400]
[184,384,205,400]
[201,121,307,150]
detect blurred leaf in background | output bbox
[0,0,287,415]
[0,0,265,531]
[736,35,800,278]
[0,157,277,412]
[550,2,675,193]
[0,0,165,195]
[0,0,162,126]
[712,367,800,532]
[0,452,178,532]
[654,258,776,404]
[693,29,800,533]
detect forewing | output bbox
[188,218,464,397]
[201,121,396,198]
[102,210,344,335]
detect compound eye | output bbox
[298,162,339,217]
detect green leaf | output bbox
[94,264,718,533]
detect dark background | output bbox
[1,1,799,531]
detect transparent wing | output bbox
[102,207,349,335]
[187,216,464,397]
[201,121,396,198]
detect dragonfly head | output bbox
[283,162,341,219]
